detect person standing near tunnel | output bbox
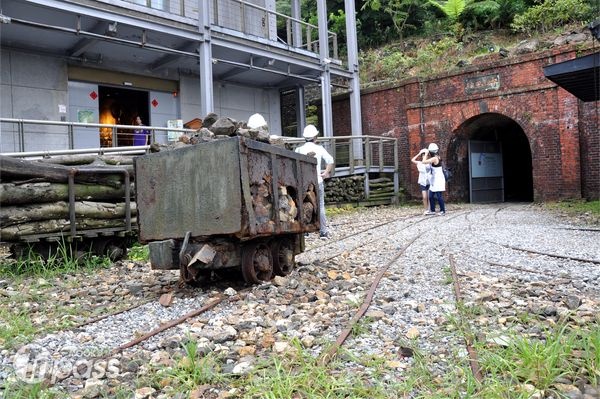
[411,148,431,214]
[422,143,446,215]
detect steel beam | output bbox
[296,85,306,137]
[198,0,214,115]
[345,0,364,161]
[22,0,203,41]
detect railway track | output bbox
[2,203,599,397]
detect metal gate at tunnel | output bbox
[468,140,504,203]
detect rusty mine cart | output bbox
[134,136,320,285]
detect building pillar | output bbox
[290,0,302,48]
[296,85,306,137]
[198,0,214,116]
[345,0,363,161]
[317,0,333,138]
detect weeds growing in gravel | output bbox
[241,339,395,398]
[351,316,373,337]
[0,240,110,279]
[0,308,36,349]
[474,322,600,396]
[127,243,149,261]
[548,199,600,214]
[151,339,228,394]
[0,380,66,399]
[546,199,600,224]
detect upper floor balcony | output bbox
[92,0,341,65]
[1,0,350,93]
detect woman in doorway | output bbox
[133,116,150,146]
[422,143,446,215]
[411,148,431,214]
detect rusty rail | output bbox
[491,241,600,265]
[113,295,227,354]
[319,233,421,365]
[448,254,484,383]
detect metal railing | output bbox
[109,0,340,62]
[283,135,399,176]
[284,135,400,200]
[0,118,198,155]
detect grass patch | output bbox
[150,340,229,395]
[241,339,396,398]
[0,240,110,279]
[545,199,600,220]
[0,308,36,349]
[127,243,149,262]
[351,316,374,337]
[325,204,363,216]
[0,381,67,399]
[476,322,600,395]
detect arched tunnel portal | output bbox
[447,113,533,203]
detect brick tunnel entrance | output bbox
[451,113,533,203]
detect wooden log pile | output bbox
[367,177,396,201]
[0,155,136,241]
[324,175,366,203]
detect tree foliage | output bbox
[287,0,596,53]
[511,0,595,33]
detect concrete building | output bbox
[0,0,363,153]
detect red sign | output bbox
[89,91,98,100]
[151,99,159,108]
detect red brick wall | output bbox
[331,46,596,202]
[579,100,600,200]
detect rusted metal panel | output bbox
[135,138,243,241]
[135,136,319,243]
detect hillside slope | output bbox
[358,23,598,87]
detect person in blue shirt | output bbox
[133,116,150,146]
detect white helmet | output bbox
[247,113,267,129]
[428,143,439,154]
[303,124,319,139]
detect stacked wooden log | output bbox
[0,155,136,241]
[368,177,396,201]
[324,175,366,203]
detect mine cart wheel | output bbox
[271,238,295,276]
[241,242,273,284]
[180,264,211,287]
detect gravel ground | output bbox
[1,203,599,398]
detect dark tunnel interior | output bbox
[457,113,534,202]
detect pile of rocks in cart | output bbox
[152,112,285,153]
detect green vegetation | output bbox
[0,308,36,349]
[151,340,227,393]
[127,243,149,262]
[511,0,593,33]
[476,323,600,395]
[0,240,110,280]
[351,316,374,337]
[546,199,600,217]
[325,203,363,216]
[305,0,598,84]
[241,340,396,398]
[0,381,66,399]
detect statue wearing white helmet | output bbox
[295,123,334,238]
[247,113,268,129]
[302,124,319,139]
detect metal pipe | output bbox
[213,58,320,83]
